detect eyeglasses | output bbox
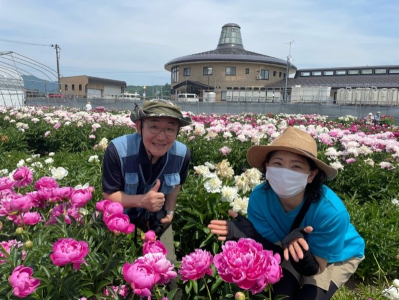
[144,121,178,136]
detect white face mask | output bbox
[266,167,310,199]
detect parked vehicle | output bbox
[178,93,199,103]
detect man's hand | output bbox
[141,179,165,212]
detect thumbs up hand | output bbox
[141,179,165,212]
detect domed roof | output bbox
[165,23,296,70]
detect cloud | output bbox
[1,0,398,85]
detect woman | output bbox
[208,127,365,300]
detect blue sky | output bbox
[0,0,398,86]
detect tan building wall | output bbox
[60,76,89,97]
[172,62,289,101]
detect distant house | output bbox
[59,76,127,99]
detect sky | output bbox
[1,0,398,86]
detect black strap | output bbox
[290,199,311,231]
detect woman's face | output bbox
[266,150,318,183]
[137,117,179,160]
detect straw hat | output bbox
[368,113,373,116]
[246,127,338,180]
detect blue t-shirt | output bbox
[248,184,365,263]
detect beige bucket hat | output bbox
[246,127,338,180]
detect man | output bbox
[102,99,192,263]
[374,111,381,125]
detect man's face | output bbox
[137,117,179,160]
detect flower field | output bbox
[1,105,399,299]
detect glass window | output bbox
[323,71,334,76]
[221,91,227,101]
[79,84,82,91]
[389,69,399,74]
[336,70,346,75]
[245,68,249,74]
[260,69,269,80]
[273,71,276,76]
[183,68,190,76]
[171,66,179,83]
[348,70,359,75]
[72,84,75,91]
[203,67,213,75]
[375,69,387,74]
[279,72,282,77]
[226,67,236,76]
[312,71,322,76]
[301,72,310,77]
[361,69,373,75]
[65,84,68,91]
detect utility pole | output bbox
[283,40,294,103]
[51,44,61,92]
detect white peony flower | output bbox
[45,158,54,164]
[220,186,238,203]
[51,167,69,180]
[88,155,99,163]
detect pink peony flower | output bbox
[141,252,177,285]
[9,265,40,298]
[102,202,124,222]
[54,123,61,130]
[70,188,92,207]
[13,212,43,226]
[50,238,89,270]
[123,261,156,298]
[103,285,129,298]
[9,195,33,212]
[179,249,213,282]
[144,230,157,243]
[96,199,112,212]
[214,238,282,295]
[345,158,356,164]
[143,240,168,256]
[34,176,59,190]
[0,240,26,264]
[44,131,51,137]
[12,167,33,188]
[219,146,232,156]
[105,213,135,234]
[0,177,15,191]
[51,187,74,202]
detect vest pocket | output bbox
[162,173,180,195]
[125,172,139,195]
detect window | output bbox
[273,71,276,76]
[279,72,282,77]
[389,68,399,74]
[183,68,190,76]
[336,70,346,75]
[79,84,82,91]
[203,67,213,75]
[361,69,373,75]
[375,68,387,74]
[226,67,236,76]
[72,84,75,91]
[301,72,310,77]
[348,70,359,75]
[259,69,269,80]
[171,66,179,83]
[312,71,322,76]
[245,68,249,74]
[323,71,334,76]
[65,84,68,91]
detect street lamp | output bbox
[283,40,294,103]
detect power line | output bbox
[0,38,51,47]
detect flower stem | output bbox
[203,277,212,299]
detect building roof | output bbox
[266,65,399,89]
[87,76,126,87]
[164,23,296,71]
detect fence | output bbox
[24,97,399,122]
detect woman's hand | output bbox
[283,226,313,261]
[208,210,237,241]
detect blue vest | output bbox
[111,133,187,220]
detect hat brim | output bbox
[246,145,338,180]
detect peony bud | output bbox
[24,241,33,248]
[393,279,399,288]
[16,227,24,235]
[235,291,245,300]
